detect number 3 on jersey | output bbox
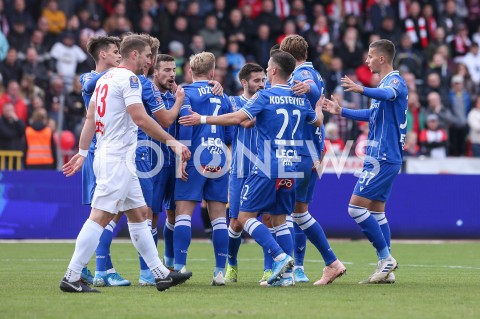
[95,84,109,117]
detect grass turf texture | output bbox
[0,241,479,319]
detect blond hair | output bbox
[139,34,160,60]
[189,52,215,77]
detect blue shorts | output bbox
[174,165,228,203]
[295,157,319,204]
[353,161,401,202]
[228,174,246,219]
[81,151,95,205]
[136,156,153,208]
[152,165,176,214]
[240,174,295,215]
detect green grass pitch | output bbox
[0,240,479,319]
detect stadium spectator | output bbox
[209,0,228,30]
[404,1,430,50]
[368,0,395,31]
[324,57,344,95]
[0,80,27,123]
[225,8,248,54]
[255,0,282,38]
[334,27,363,73]
[425,27,448,62]
[451,23,471,57]
[168,41,185,80]
[468,96,480,157]
[185,1,204,33]
[406,91,425,136]
[19,73,45,108]
[325,122,345,156]
[24,108,56,170]
[251,24,274,69]
[327,86,357,143]
[65,75,84,134]
[396,34,424,78]
[103,1,131,35]
[453,62,478,99]
[276,19,296,44]
[0,0,9,36]
[403,131,420,157]
[21,47,50,92]
[7,17,29,53]
[0,30,7,61]
[448,74,471,156]
[8,0,35,32]
[80,13,107,40]
[41,0,66,36]
[169,16,192,56]
[199,15,225,57]
[0,102,25,151]
[426,91,455,130]
[423,72,451,109]
[50,32,87,92]
[461,43,480,86]
[419,114,449,159]
[378,16,402,46]
[225,41,246,84]
[440,0,463,41]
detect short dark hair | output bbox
[270,44,280,56]
[86,36,121,62]
[238,63,264,82]
[270,50,296,79]
[156,54,175,65]
[369,39,396,64]
[120,34,150,59]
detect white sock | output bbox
[66,219,104,282]
[273,253,287,262]
[293,265,304,271]
[128,221,169,279]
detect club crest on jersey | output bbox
[129,76,139,88]
[389,78,400,89]
[301,70,312,80]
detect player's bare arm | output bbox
[341,75,364,93]
[128,103,191,162]
[62,100,96,177]
[154,86,185,127]
[178,109,249,126]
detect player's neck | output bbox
[95,62,110,73]
[192,76,211,82]
[271,76,288,86]
[378,65,394,81]
[295,59,306,67]
[118,60,136,73]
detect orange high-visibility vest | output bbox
[25,126,54,165]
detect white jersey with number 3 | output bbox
[93,67,143,160]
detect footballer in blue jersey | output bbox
[180,50,325,286]
[224,63,265,283]
[77,36,133,287]
[280,35,346,285]
[322,39,405,284]
[173,52,233,285]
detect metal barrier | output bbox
[0,150,23,170]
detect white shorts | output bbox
[91,157,146,214]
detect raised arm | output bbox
[178,109,250,127]
[320,95,370,122]
[153,86,185,127]
[341,75,395,101]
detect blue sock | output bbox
[163,220,174,268]
[286,216,296,257]
[274,223,293,257]
[152,227,158,247]
[293,211,337,265]
[293,222,307,266]
[211,217,228,272]
[138,219,152,271]
[262,227,275,270]
[227,225,242,266]
[348,205,389,259]
[173,214,192,271]
[244,218,283,259]
[371,211,391,252]
[95,220,115,272]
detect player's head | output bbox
[120,34,152,74]
[86,36,121,68]
[269,44,280,56]
[238,63,265,97]
[280,34,308,62]
[267,50,296,83]
[189,51,215,80]
[139,34,160,75]
[367,39,396,73]
[154,54,176,92]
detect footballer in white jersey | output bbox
[93,67,142,160]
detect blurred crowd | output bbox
[0,0,480,169]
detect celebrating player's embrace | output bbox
[60,33,405,293]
